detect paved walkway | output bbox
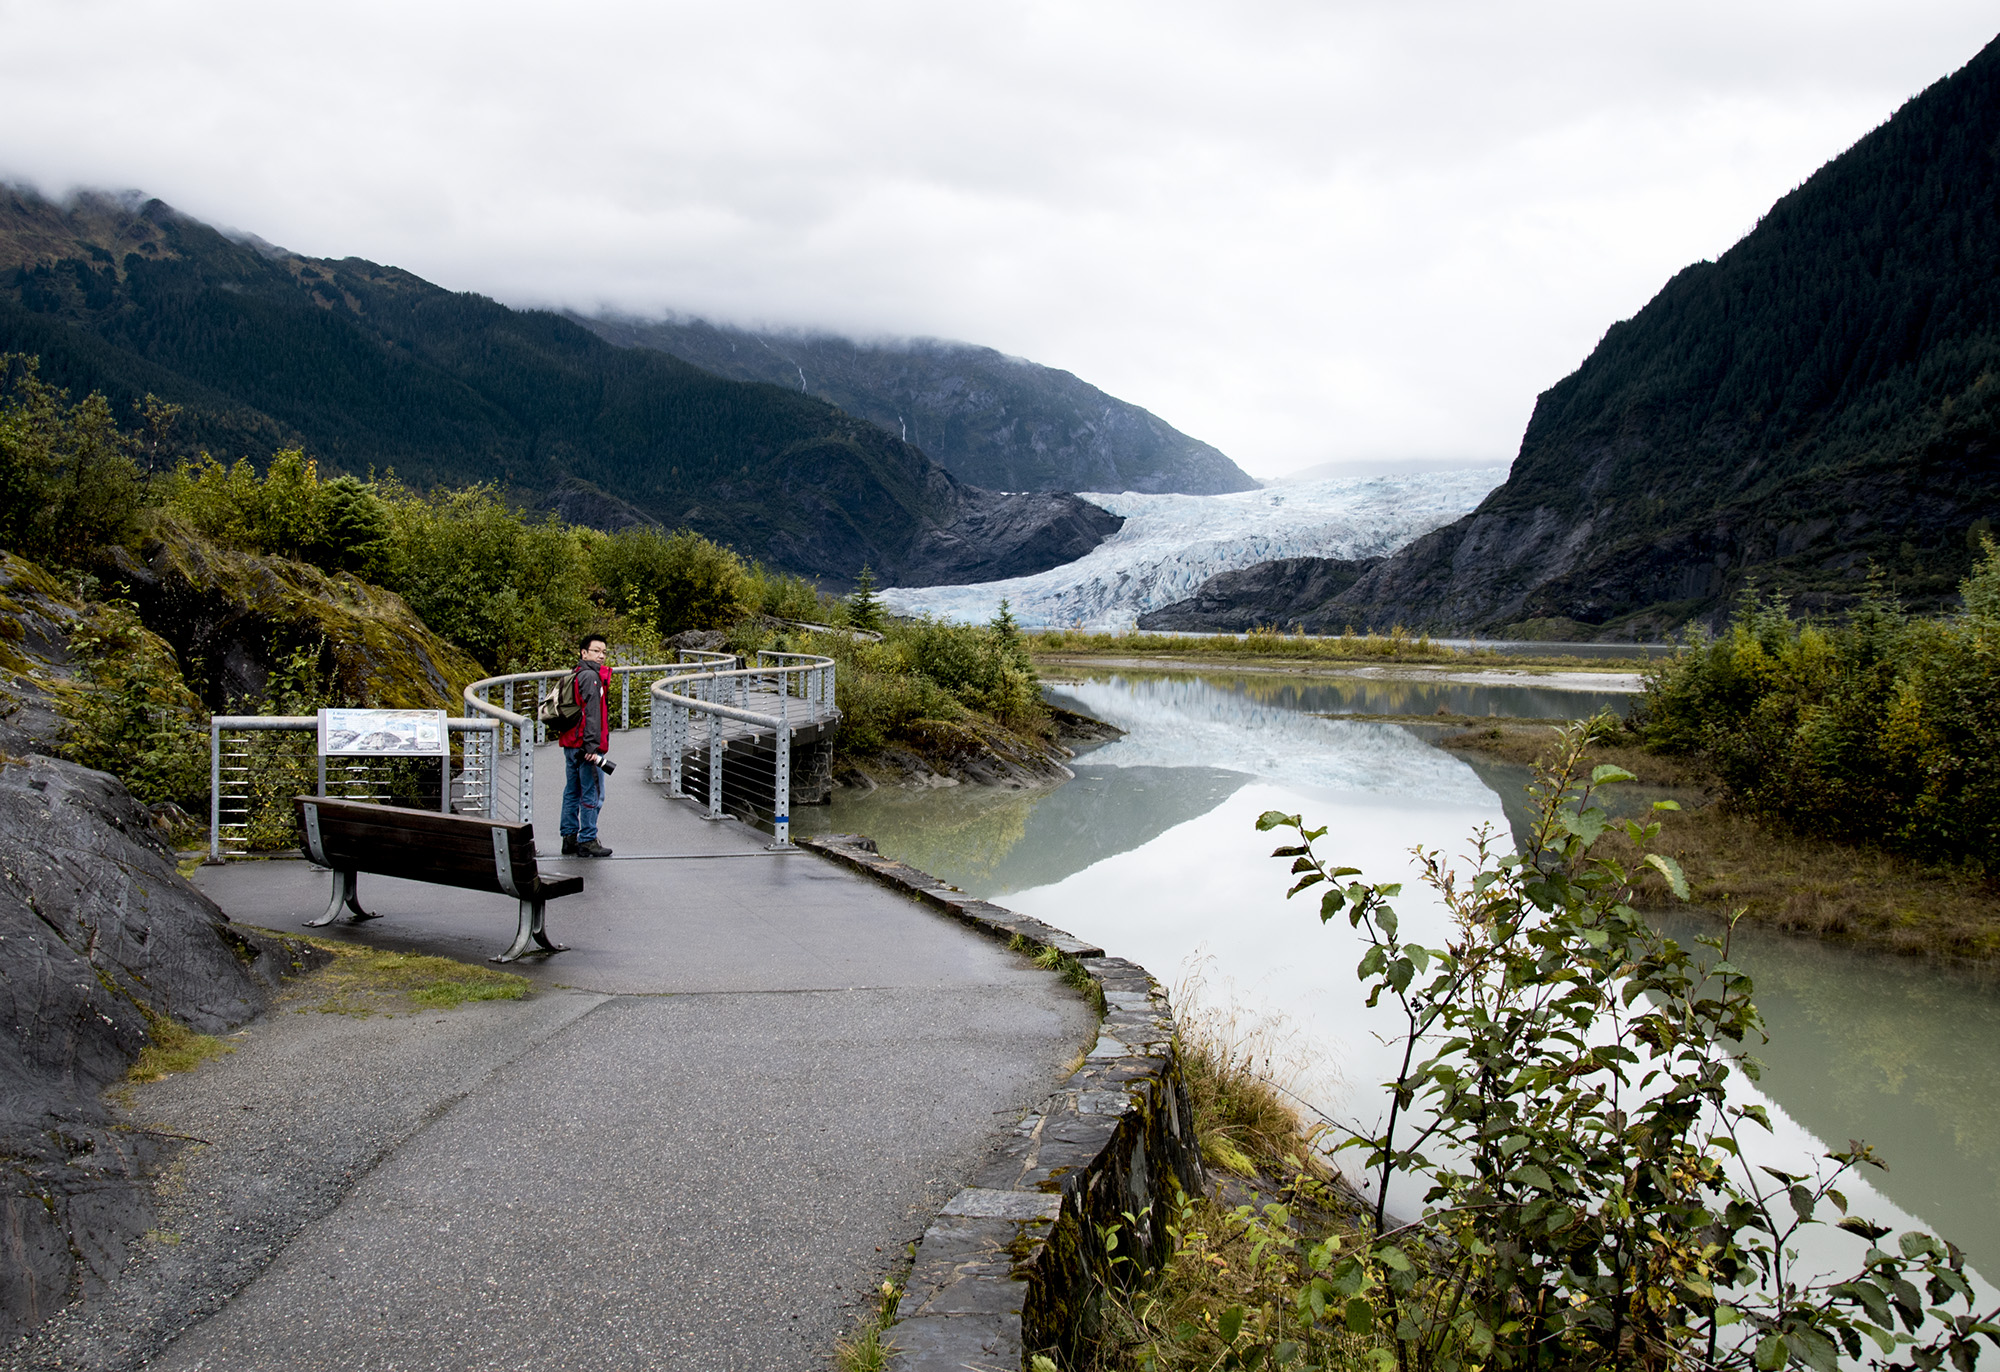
[46,732,1095,1371]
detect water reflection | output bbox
[1051,666,1634,721]
[796,764,1250,895]
[804,669,1996,1276]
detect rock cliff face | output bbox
[1320,34,2000,636]
[578,314,1258,497]
[0,755,319,1339]
[101,522,485,712]
[1137,555,1384,632]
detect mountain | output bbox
[1136,556,1384,632]
[1318,32,2000,638]
[576,314,1258,496]
[0,188,1120,586]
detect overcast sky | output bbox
[2,2,1995,478]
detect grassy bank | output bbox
[1077,987,1379,1371]
[1029,627,1651,674]
[1440,718,2000,961]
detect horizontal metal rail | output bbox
[462,652,742,833]
[649,653,838,848]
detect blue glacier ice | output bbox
[883,467,1505,628]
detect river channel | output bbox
[795,666,2000,1284]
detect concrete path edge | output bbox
[798,835,1207,1371]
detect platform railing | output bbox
[207,715,498,861]
[649,652,837,847]
[462,652,737,829]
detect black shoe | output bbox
[577,839,613,858]
[560,835,578,855]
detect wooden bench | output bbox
[293,796,581,963]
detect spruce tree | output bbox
[847,564,884,632]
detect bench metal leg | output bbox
[305,869,378,927]
[491,899,568,963]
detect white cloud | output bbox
[0,0,1992,475]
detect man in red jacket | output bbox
[558,633,614,857]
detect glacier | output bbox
[883,467,1506,629]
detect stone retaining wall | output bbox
[799,835,1206,1370]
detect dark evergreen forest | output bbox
[1492,29,2000,618]
[0,189,1063,583]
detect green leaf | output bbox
[1508,1164,1555,1192]
[1590,764,1637,784]
[1374,1244,1413,1273]
[1643,853,1690,900]
[1319,887,1348,922]
[1287,873,1325,897]
[1753,1332,1787,1370]
[1344,1296,1374,1334]
[1255,811,1296,831]
[1219,1304,1245,1344]
[1653,799,1682,811]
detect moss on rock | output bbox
[105,516,483,712]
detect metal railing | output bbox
[649,650,838,847]
[208,715,498,861]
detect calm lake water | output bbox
[796,667,2000,1281]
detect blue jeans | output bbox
[560,747,604,842]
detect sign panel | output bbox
[318,708,449,757]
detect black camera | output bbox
[596,756,616,775]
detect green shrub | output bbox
[588,526,750,638]
[1259,720,2000,1370]
[742,562,826,622]
[1640,549,2000,869]
[58,599,209,807]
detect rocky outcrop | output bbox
[100,520,484,712]
[1137,555,1384,632]
[0,553,88,756]
[0,755,322,1339]
[893,484,1124,588]
[578,314,1259,497]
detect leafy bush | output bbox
[742,562,826,623]
[1258,719,2000,1371]
[164,451,393,580]
[58,599,209,806]
[374,483,596,670]
[1641,547,2000,869]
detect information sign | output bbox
[317,708,449,757]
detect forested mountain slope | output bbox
[578,313,1258,496]
[0,188,1119,585]
[1328,31,2000,637]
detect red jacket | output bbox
[558,662,613,751]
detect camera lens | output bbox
[598,757,616,774]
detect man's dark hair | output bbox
[581,632,608,651]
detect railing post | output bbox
[772,693,792,849]
[670,702,684,794]
[650,690,663,782]
[209,719,222,862]
[708,715,723,819]
[519,730,534,826]
[621,673,630,731]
